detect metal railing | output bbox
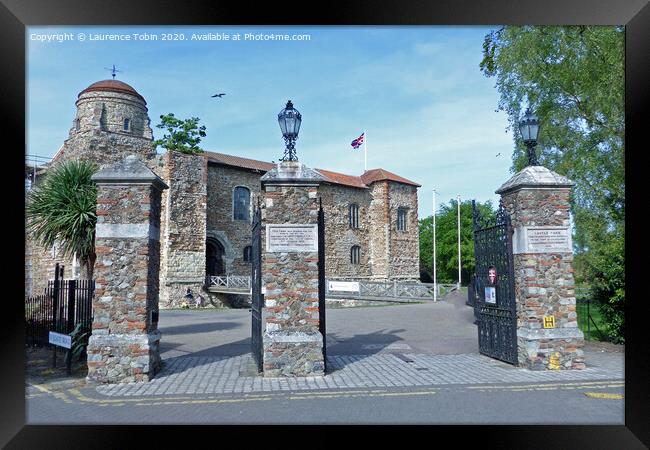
[206,274,457,302]
[25,279,94,347]
[207,275,251,291]
[326,280,454,302]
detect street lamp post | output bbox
[519,108,541,166]
[277,100,302,162]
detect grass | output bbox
[576,297,609,341]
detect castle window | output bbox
[350,245,361,265]
[243,246,252,263]
[397,207,408,231]
[123,118,130,131]
[233,186,251,221]
[75,118,80,131]
[349,203,359,229]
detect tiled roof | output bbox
[361,168,421,187]
[204,151,276,172]
[314,168,368,189]
[78,79,145,103]
[204,151,420,188]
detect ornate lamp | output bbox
[518,108,540,166]
[278,100,302,161]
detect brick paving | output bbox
[95,352,623,397]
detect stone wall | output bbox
[387,182,420,280]
[56,89,156,169]
[367,181,390,279]
[261,163,325,377]
[318,183,372,279]
[159,151,207,307]
[86,156,165,384]
[206,164,264,276]
[500,178,584,370]
[25,235,73,297]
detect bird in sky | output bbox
[496,153,501,157]
[212,93,226,98]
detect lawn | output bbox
[576,296,609,341]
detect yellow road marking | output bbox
[30,383,74,404]
[289,389,437,401]
[584,392,624,399]
[467,380,624,391]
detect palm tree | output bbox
[26,160,98,279]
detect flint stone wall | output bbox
[261,166,325,377]
[500,177,584,370]
[159,151,207,307]
[319,183,372,279]
[206,164,263,276]
[86,157,166,383]
[387,182,420,280]
[56,90,156,169]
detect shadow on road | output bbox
[159,320,240,336]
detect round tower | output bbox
[55,79,156,168]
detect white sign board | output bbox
[49,331,72,349]
[484,287,497,304]
[266,224,318,252]
[328,281,360,292]
[513,226,572,254]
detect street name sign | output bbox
[49,331,72,349]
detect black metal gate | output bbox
[250,206,263,372]
[317,198,327,371]
[472,200,517,365]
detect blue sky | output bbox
[27,26,515,217]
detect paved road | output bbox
[24,292,625,425]
[158,291,479,358]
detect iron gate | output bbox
[472,200,517,365]
[250,206,263,372]
[317,198,327,371]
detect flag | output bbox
[351,132,365,149]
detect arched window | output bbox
[349,203,359,229]
[123,118,130,131]
[233,186,251,221]
[243,246,252,263]
[75,118,81,131]
[350,245,361,265]
[397,207,408,231]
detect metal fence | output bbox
[25,265,94,348]
[207,275,251,291]
[325,279,447,302]
[575,287,606,341]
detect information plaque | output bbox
[266,224,318,252]
[513,226,572,254]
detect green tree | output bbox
[480,26,624,342]
[26,160,98,279]
[153,113,207,154]
[419,199,495,285]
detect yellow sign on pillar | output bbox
[543,315,556,329]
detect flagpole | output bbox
[457,194,462,289]
[433,189,437,302]
[364,129,367,172]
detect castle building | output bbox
[26,79,421,306]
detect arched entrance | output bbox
[206,238,225,278]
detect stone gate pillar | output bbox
[86,155,168,383]
[260,161,326,377]
[496,166,585,370]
